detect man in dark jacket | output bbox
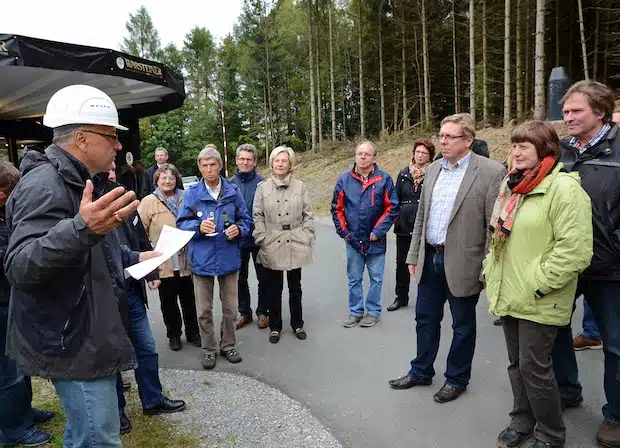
[229,144,269,330]
[4,85,159,448]
[0,161,53,447]
[143,147,169,197]
[551,80,620,448]
[331,141,399,328]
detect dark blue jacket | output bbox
[331,164,399,255]
[176,177,251,277]
[229,169,264,249]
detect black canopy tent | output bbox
[0,33,185,167]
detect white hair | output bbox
[269,146,296,171]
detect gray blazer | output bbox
[406,152,506,297]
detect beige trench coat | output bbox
[252,174,315,271]
[137,193,192,279]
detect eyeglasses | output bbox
[82,130,119,143]
[439,134,464,141]
[414,151,430,156]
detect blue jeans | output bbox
[553,280,620,422]
[0,304,37,445]
[583,297,601,340]
[116,294,164,413]
[53,376,121,448]
[346,245,386,318]
[408,252,480,389]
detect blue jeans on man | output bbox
[408,252,479,389]
[553,280,620,423]
[116,293,164,413]
[346,245,386,318]
[583,298,601,340]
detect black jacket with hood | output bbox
[4,145,139,380]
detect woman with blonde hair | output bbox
[253,146,315,343]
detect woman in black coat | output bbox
[388,138,435,311]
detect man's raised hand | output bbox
[79,180,139,235]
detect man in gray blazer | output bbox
[389,113,505,403]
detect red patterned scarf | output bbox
[489,155,557,260]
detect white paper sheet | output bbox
[124,225,195,280]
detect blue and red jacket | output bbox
[331,164,399,254]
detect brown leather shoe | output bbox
[574,333,603,351]
[433,383,465,403]
[257,314,269,329]
[235,316,252,330]
[597,420,620,447]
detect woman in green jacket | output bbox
[483,121,593,448]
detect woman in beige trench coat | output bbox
[253,146,315,344]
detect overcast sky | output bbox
[2,0,243,51]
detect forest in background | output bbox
[120,0,620,176]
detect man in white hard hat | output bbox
[4,84,160,448]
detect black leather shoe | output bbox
[169,337,182,351]
[497,427,532,448]
[143,397,187,415]
[528,439,563,448]
[387,300,408,312]
[388,374,432,389]
[32,407,56,424]
[433,383,466,403]
[120,412,132,435]
[561,395,583,411]
[493,318,503,326]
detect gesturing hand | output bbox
[79,180,139,235]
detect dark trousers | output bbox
[553,279,620,422]
[0,303,36,445]
[395,235,412,304]
[408,252,480,389]
[158,273,200,340]
[116,294,164,413]
[265,267,303,333]
[238,246,269,318]
[503,316,565,445]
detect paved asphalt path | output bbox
[148,218,604,448]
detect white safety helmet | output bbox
[43,84,128,130]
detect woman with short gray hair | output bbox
[253,146,315,344]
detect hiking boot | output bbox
[270,331,280,343]
[236,315,252,330]
[169,337,182,351]
[574,333,603,351]
[295,328,307,340]
[360,314,379,327]
[13,428,52,447]
[221,348,242,363]
[343,314,362,328]
[496,427,532,448]
[597,419,620,447]
[201,353,216,370]
[257,314,269,329]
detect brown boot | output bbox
[257,314,269,329]
[235,316,252,330]
[597,420,620,447]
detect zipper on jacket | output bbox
[371,185,376,206]
[61,285,86,351]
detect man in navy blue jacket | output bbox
[229,144,269,330]
[331,141,399,328]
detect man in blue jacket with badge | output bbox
[331,141,399,328]
[177,146,251,370]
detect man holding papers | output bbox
[177,146,252,370]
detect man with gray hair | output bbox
[229,144,269,330]
[177,146,252,370]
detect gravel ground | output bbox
[156,368,343,448]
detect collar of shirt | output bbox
[354,165,375,182]
[569,123,611,154]
[440,150,472,171]
[205,177,222,199]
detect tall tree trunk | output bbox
[482,0,489,125]
[503,0,511,125]
[357,0,365,138]
[516,0,523,121]
[525,4,530,114]
[421,0,431,127]
[453,0,460,114]
[335,15,346,139]
[393,69,400,131]
[469,0,476,121]
[378,12,386,133]
[328,0,337,140]
[402,0,408,129]
[307,0,317,153]
[263,1,275,149]
[593,7,600,80]
[413,19,424,125]
[555,0,560,65]
[315,0,323,149]
[577,0,589,80]
[533,0,546,120]
[603,3,611,83]
[263,84,269,163]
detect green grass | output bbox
[31,377,200,448]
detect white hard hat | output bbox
[43,84,128,130]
